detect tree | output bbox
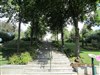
[0,0,24,53]
[20,0,42,46]
[94,3,100,25]
[44,0,67,47]
[0,21,16,32]
[67,0,97,57]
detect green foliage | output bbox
[9,52,32,64]
[63,28,70,41]
[0,22,16,32]
[0,0,98,58]
[20,52,32,64]
[63,43,76,57]
[3,40,29,49]
[2,40,37,59]
[67,27,75,43]
[64,43,99,65]
[64,48,74,57]
[1,40,37,64]
[52,41,61,47]
[29,48,37,59]
[9,54,20,64]
[95,10,100,23]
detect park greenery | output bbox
[0,0,100,65]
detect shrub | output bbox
[2,40,31,57]
[29,49,37,59]
[20,52,32,64]
[9,54,20,64]
[64,48,74,57]
[52,41,61,47]
[2,47,18,59]
[9,52,32,64]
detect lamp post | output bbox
[88,54,96,75]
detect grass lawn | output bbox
[65,42,100,65]
[80,49,100,65]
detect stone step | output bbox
[0,65,72,69]
[25,68,73,72]
[25,64,71,68]
[32,59,70,62]
[35,58,70,62]
[33,60,70,63]
[36,57,69,60]
[52,56,67,58]
[1,68,73,72]
[24,72,77,75]
[27,63,71,67]
[1,69,24,74]
[1,72,77,75]
[28,62,71,66]
[1,67,76,75]
[50,54,66,57]
[36,56,68,59]
[0,65,26,68]
[24,66,73,69]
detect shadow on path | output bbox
[36,41,57,67]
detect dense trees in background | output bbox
[81,29,100,49]
[0,0,99,57]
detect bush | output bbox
[2,48,17,59]
[64,48,74,57]
[9,52,32,64]
[20,52,32,64]
[29,49,37,59]
[52,41,61,47]
[3,40,30,49]
[2,40,31,56]
[9,54,20,64]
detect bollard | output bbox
[88,54,96,75]
[91,58,96,75]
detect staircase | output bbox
[0,42,77,75]
[26,51,77,75]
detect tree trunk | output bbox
[17,12,21,53]
[61,25,64,48]
[82,34,84,47]
[73,18,80,58]
[57,29,58,41]
[30,26,33,46]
